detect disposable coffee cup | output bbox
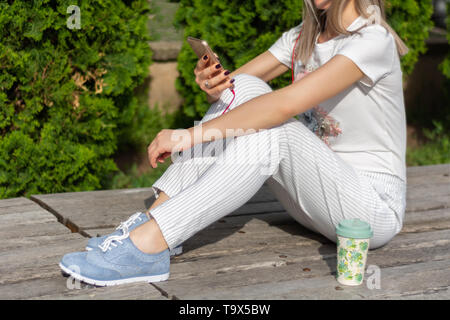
[335,218,373,286]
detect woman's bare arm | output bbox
[229,51,289,83]
[202,51,288,104]
[188,55,365,144]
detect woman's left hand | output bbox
[147,129,193,168]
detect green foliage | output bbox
[173,0,434,120]
[439,1,450,79]
[0,0,152,199]
[105,162,172,190]
[406,2,450,168]
[104,105,181,190]
[384,0,434,75]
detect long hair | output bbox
[296,0,409,63]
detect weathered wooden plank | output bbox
[0,221,70,241]
[166,228,450,279]
[0,197,32,208]
[30,164,450,235]
[406,195,450,212]
[406,207,450,224]
[30,186,280,232]
[393,289,450,300]
[31,189,156,231]
[0,226,86,251]
[75,211,450,299]
[0,197,74,249]
[229,201,284,216]
[0,277,166,300]
[406,173,450,186]
[0,278,74,300]
[161,259,450,300]
[406,164,450,178]
[83,227,116,238]
[402,207,450,232]
[402,219,450,233]
[84,201,450,248]
[0,269,166,300]
[406,182,450,200]
[0,197,58,219]
[0,210,57,228]
[29,282,167,300]
[0,197,165,300]
[0,233,87,285]
[0,203,40,215]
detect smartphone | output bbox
[187,36,220,66]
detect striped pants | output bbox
[149,74,407,250]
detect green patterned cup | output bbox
[335,219,373,286]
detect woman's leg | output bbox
[147,74,272,207]
[132,73,278,253]
[264,118,404,249]
[133,75,403,254]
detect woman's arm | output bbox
[189,55,364,144]
[147,55,365,168]
[203,51,287,104]
[229,51,290,83]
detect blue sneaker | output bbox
[85,211,183,257]
[60,227,170,286]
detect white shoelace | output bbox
[98,212,144,252]
[98,226,130,252]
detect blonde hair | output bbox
[296,0,409,63]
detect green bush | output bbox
[439,1,450,80]
[173,0,434,120]
[0,0,152,199]
[406,120,450,166]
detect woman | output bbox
[60,0,408,286]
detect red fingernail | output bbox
[230,78,235,83]
[203,55,208,60]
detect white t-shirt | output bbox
[268,16,407,183]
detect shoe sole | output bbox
[59,263,169,287]
[85,245,183,257]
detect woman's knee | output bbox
[202,73,273,123]
[231,73,273,105]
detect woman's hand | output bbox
[194,53,235,103]
[147,129,193,169]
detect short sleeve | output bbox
[268,23,303,69]
[336,25,396,87]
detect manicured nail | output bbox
[230,78,235,83]
[224,70,230,76]
[215,63,222,69]
[203,55,208,60]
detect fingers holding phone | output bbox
[194,55,235,102]
[188,37,235,102]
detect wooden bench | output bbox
[0,164,449,299]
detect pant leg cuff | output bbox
[148,204,180,251]
[151,181,179,200]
